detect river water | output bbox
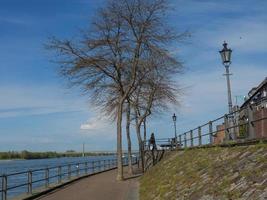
[0,155,117,199]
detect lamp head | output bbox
[172,113,177,122]
[219,41,232,64]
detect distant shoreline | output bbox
[0,151,116,160]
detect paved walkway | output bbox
[35,167,141,200]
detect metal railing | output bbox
[0,156,138,200]
[143,138,181,150]
[146,105,267,150]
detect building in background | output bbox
[240,77,267,139]
[214,77,267,144]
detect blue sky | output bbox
[0,0,266,152]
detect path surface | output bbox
[36,167,141,200]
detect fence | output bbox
[146,105,267,150]
[0,156,138,200]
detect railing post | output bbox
[45,168,49,188]
[209,121,213,144]
[68,164,71,180]
[58,166,62,184]
[179,135,182,147]
[85,162,88,174]
[184,132,187,148]
[76,164,79,177]
[224,114,230,141]
[27,171,32,194]
[190,130,193,147]
[92,161,95,173]
[248,105,255,139]
[2,175,7,200]
[198,126,202,146]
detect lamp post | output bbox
[172,113,177,141]
[219,41,235,140]
[219,41,233,116]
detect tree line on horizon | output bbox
[46,0,187,180]
[0,150,116,160]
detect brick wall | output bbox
[253,107,267,138]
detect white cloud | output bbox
[80,117,102,130]
[80,115,116,137]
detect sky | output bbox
[0,0,266,152]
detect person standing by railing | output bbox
[149,133,157,151]
[149,133,157,165]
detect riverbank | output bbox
[0,151,115,160]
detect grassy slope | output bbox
[140,144,267,200]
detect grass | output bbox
[140,143,267,200]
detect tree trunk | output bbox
[143,118,147,143]
[135,109,144,173]
[126,101,133,175]
[137,124,144,173]
[116,101,124,181]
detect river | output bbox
[0,155,117,199]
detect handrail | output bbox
[1,156,139,200]
[146,105,267,150]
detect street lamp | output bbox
[219,41,233,115]
[172,113,177,140]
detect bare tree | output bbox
[132,73,180,171]
[47,0,186,180]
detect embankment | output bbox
[140,143,267,200]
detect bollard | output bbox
[2,175,7,200]
[198,127,202,146]
[209,121,213,144]
[190,130,193,147]
[45,168,49,188]
[28,171,32,194]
